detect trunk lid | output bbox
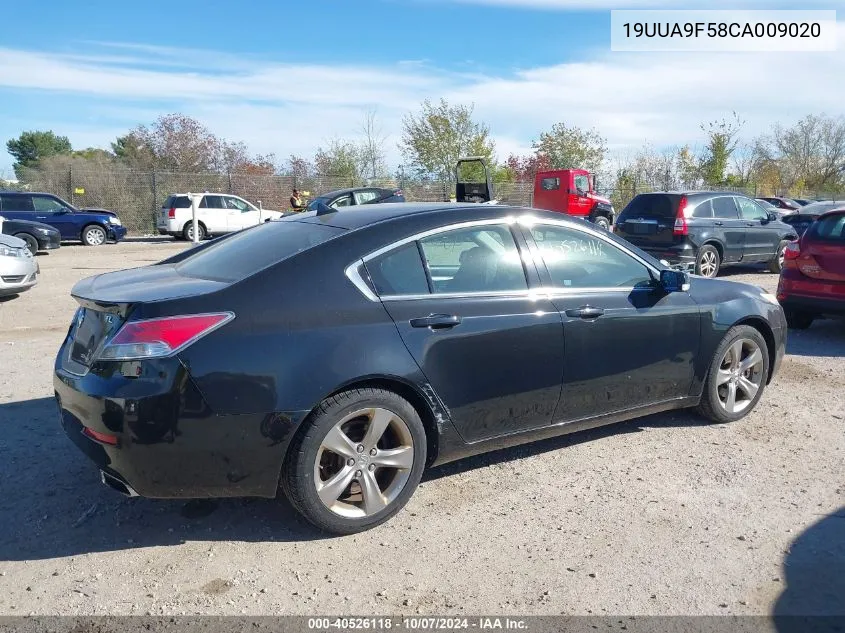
[615,193,683,247]
[64,265,229,373]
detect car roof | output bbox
[314,187,394,198]
[634,191,748,198]
[288,202,614,233]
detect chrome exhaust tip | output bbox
[100,470,139,497]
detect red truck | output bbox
[455,158,615,230]
[532,169,614,230]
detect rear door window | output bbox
[354,190,380,205]
[175,221,345,282]
[712,197,739,219]
[366,243,430,296]
[201,195,225,209]
[693,200,713,218]
[0,194,35,212]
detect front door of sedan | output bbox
[522,222,701,423]
[363,221,565,443]
[735,197,781,261]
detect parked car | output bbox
[0,192,127,246]
[754,198,788,215]
[0,215,61,255]
[305,187,405,212]
[0,233,39,297]
[780,211,824,237]
[614,192,798,278]
[798,200,844,215]
[158,193,285,241]
[757,197,801,212]
[777,208,845,329]
[792,198,812,206]
[54,202,786,534]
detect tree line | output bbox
[6,101,845,198]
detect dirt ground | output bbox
[0,239,842,617]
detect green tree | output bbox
[314,138,361,180]
[532,122,606,173]
[400,99,495,182]
[699,112,744,185]
[6,130,72,176]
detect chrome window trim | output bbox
[345,214,665,302]
[344,260,379,302]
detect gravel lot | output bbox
[0,240,842,617]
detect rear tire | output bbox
[16,233,39,256]
[769,240,790,274]
[282,388,426,535]
[696,325,769,424]
[81,224,107,246]
[785,310,814,330]
[182,222,206,241]
[695,245,721,278]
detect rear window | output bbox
[0,193,34,212]
[174,220,345,282]
[808,214,845,241]
[618,194,679,220]
[164,195,191,209]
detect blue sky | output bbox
[1,0,843,176]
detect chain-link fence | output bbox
[4,167,841,235]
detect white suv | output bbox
[157,193,284,240]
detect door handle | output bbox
[714,221,723,226]
[565,306,605,319]
[410,314,462,329]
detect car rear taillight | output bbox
[168,208,176,219]
[97,312,234,361]
[673,196,689,235]
[783,241,801,261]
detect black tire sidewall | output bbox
[696,245,720,278]
[593,216,610,231]
[700,325,769,424]
[283,388,427,535]
[17,233,38,255]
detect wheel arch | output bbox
[589,202,614,224]
[80,222,107,239]
[13,232,39,249]
[285,375,443,471]
[731,316,777,385]
[701,239,724,260]
[182,219,208,235]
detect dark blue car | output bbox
[0,192,127,246]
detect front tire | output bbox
[695,245,721,278]
[696,325,769,424]
[592,215,611,231]
[81,224,107,246]
[16,233,39,255]
[282,388,427,535]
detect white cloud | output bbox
[1,27,844,173]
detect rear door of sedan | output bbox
[520,220,701,423]
[362,219,565,443]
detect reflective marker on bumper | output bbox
[82,427,119,446]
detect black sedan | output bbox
[1,217,61,254]
[305,187,404,211]
[54,203,786,534]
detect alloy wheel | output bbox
[314,407,415,518]
[85,227,106,246]
[698,250,718,277]
[715,338,764,415]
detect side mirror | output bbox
[767,212,778,222]
[54,208,69,215]
[660,269,689,292]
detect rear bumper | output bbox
[777,270,845,316]
[637,244,697,270]
[53,351,298,499]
